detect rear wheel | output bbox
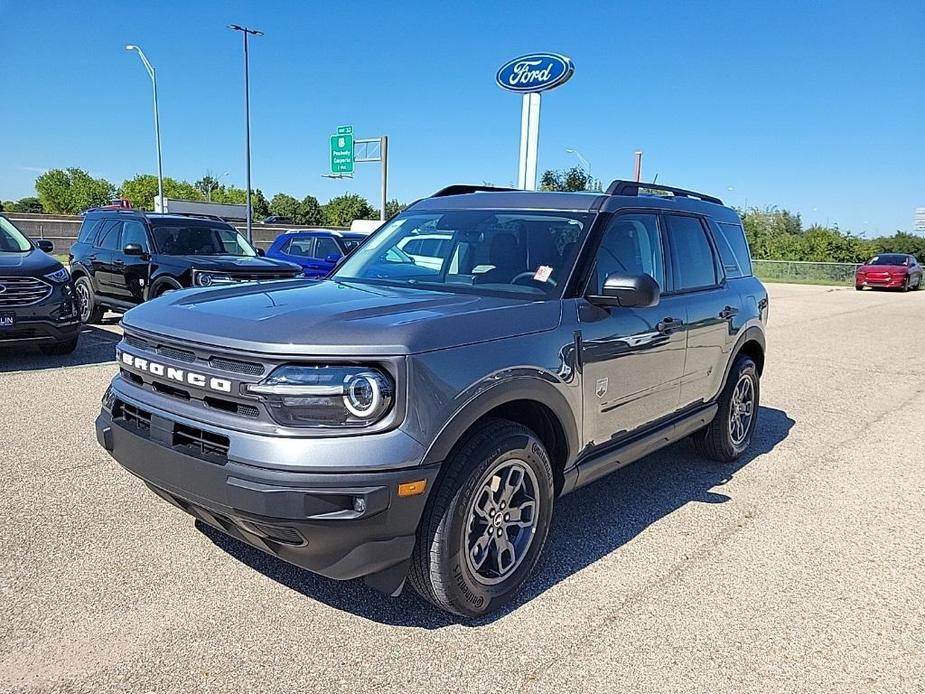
[693,355,760,462]
[39,335,79,355]
[409,418,555,617]
[75,276,104,324]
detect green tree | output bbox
[385,199,406,219]
[539,166,602,192]
[35,167,115,213]
[195,174,220,199]
[118,175,204,210]
[2,197,44,213]
[323,194,375,227]
[296,195,325,225]
[252,189,270,219]
[269,193,300,219]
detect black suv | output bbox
[0,213,81,354]
[70,210,302,323]
[96,181,768,617]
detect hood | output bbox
[161,255,301,273]
[122,279,562,355]
[0,248,63,275]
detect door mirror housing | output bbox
[123,243,145,256]
[588,272,660,308]
[36,239,54,253]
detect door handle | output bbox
[88,254,97,261]
[113,258,125,266]
[719,305,739,319]
[656,317,683,334]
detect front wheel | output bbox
[409,419,555,617]
[75,276,104,324]
[693,355,760,462]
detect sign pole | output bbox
[524,92,541,191]
[517,94,530,189]
[380,135,389,222]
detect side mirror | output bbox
[36,239,54,253]
[256,247,266,257]
[588,272,660,308]
[123,243,145,256]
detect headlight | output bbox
[244,365,394,427]
[195,271,235,287]
[44,267,70,283]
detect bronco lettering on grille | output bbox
[119,351,232,393]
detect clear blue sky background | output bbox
[1,0,923,235]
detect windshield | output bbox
[0,215,32,253]
[867,254,908,266]
[333,209,591,298]
[150,223,257,257]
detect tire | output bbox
[903,277,912,292]
[409,418,555,617]
[693,355,760,463]
[39,335,79,355]
[855,285,863,291]
[75,276,104,324]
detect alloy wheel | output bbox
[76,282,92,323]
[728,373,755,446]
[464,459,540,586]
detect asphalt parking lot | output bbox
[1,283,923,693]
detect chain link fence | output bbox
[752,259,860,285]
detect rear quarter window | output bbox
[713,221,753,278]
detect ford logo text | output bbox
[496,53,574,93]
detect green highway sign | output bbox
[337,125,353,135]
[330,132,354,174]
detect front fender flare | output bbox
[421,377,579,468]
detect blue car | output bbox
[265,229,366,277]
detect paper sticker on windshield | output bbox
[533,265,553,282]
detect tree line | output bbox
[0,167,406,228]
[538,166,922,263]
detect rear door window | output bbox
[284,237,315,258]
[665,215,718,291]
[97,220,123,251]
[77,219,101,244]
[713,221,753,277]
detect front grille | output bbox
[114,401,152,435]
[0,276,53,308]
[209,355,264,376]
[125,335,150,350]
[156,345,196,363]
[173,423,230,461]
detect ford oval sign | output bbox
[496,53,574,93]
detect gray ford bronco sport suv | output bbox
[96,180,768,617]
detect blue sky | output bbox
[1,0,923,235]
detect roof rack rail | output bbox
[431,184,520,198]
[605,180,723,205]
[158,212,229,222]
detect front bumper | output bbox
[96,402,439,594]
[856,275,906,288]
[0,282,80,345]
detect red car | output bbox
[855,253,923,291]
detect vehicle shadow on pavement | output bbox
[0,320,121,372]
[197,405,794,628]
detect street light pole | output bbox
[565,148,591,178]
[229,24,263,243]
[125,45,163,210]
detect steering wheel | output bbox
[511,271,557,288]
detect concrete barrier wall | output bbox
[6,213,350,251]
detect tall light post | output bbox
[206,171,230,201]
[228,24,263,243]
[565,148,591,177]
[125,45,164,210]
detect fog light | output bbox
[353,497,367,514]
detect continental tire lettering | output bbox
[452,563,485,608]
